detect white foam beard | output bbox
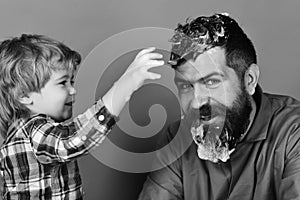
[191,119,235,163]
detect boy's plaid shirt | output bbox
[0,100,117,200]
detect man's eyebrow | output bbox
[174,76,187,83]
[175,72,224,83]
[199,72,224,81]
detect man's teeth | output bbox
[191,122,204,143]
[195,125,203,138]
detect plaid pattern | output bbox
[0,100,116,199]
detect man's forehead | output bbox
[175,47,227,78]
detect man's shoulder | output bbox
[264,92,300,109]
[263,92,300,139]
[264,92,300,119]
[264,93,300,163]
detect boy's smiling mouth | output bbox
[65,101,74,106]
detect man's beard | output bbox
[184,86,252,163]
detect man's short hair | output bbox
[169,13,257,81]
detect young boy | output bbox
[0,34,164,199]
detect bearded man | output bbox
[138,13,300,200]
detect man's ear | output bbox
[244,64,260,95]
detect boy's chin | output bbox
[52,112,72,122]
[63,112,73,121]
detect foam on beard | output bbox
[191,118,235,163]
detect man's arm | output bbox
[279,127,300,199]
[138,161,184,200]
[138,122,188,200]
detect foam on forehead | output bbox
[168,13,234,66]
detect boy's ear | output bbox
[18,93,33,105]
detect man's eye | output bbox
[70,80,75,85]
[204,79,221,88]
[178,83,193,91]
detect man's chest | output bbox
[181,141,282,200]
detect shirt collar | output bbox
[243,85,272,142]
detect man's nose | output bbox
[191,84,210,109]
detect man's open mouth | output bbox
[191,118,223,142]
[190,117,233,163]
[200,113,218,122]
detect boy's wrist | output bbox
[96,99,119,129]
[102,82,129,116]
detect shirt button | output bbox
[81,136,87,141]
[98,115,105,121]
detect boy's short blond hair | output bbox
[0,34,81,138]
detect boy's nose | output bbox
[69,86,76,95]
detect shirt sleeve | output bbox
[28,99,117,164]
[138,125,184,200]
[279,126,300,200]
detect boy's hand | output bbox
[119,47,163,95]
[103,47,164,116]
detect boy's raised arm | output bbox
[103,47,164,116]
[29,47,164,164]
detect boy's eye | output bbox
[59,80,67,85]
[58,79,75,86]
